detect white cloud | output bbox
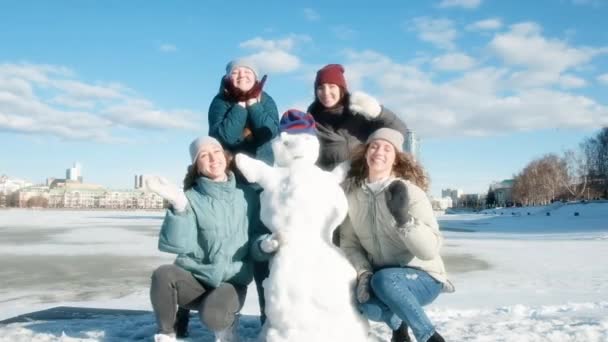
[159,44,177,52]
[432,53,476,71]
[558,74,587,88]
[466,18,502,31]
[332,26,357,40]
[241,37,293,51]
[438,0,482,9]
[303,8,320,21]
[571,0,605,6]
[411,17,457,50]
[245,50,300,74]
[597,73,608,85]
[0,63,201,141]
[489,22,603,73]
[341,51,608,138]
[238,35,310,74]
[103,99,196,130]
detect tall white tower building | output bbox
[404,129,420,160]
[66,162,83,182]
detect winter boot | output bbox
[174,307,190,338]
[214,313,240,342]
[391,322,412,342]
[427,331,445,342]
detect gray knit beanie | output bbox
[366,128,404,153]
[189,136,222,163]
[225,58,259,79]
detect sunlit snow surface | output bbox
[1,203,607,341]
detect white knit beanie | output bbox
[189,136,222,163]
[225,58,259,79]
[366,128,404,153]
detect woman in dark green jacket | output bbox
[208,59,279,324]
[208,59,280,170]
[147,136,265,342]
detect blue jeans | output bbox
[358,267,442,342]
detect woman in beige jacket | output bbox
[340,128,453,342]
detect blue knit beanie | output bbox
[279,109,317,135]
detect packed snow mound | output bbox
[235,132,369,342]
[478,200,608,218]
[1,302,607,341]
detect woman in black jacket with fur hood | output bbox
[307,63,408,171]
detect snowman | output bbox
[235,109,369,342]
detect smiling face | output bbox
[196,143,227,181]
[316,83,342,108]
[229,66,256,92]
[365,139,396,180]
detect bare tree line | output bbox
[512,127,608,205]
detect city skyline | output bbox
[1,1,607,197]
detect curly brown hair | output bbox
[183,151,234,190]
[346,143,429,191]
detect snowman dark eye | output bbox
[283,140,290,146]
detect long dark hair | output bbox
[346,143,429,191]
[182,151,234,190]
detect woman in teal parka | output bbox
[147,136,266,342]
[208,59,279,324]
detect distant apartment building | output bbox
[5,173,165,209]
[0,175,32,194]
[48,182,106,208]
[48,183,165,209]
[491,179,514,207]
[441,188,463,207]
[1,175,34,207]
[490,179,514,207]
[9,185,50,208]
[459,193,486,209]
[97,190,165,209]
[431,196,452,211]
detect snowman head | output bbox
[272,110,319,167]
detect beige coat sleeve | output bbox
[397,182,442,261]
[339,215,372,275]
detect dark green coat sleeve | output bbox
[242,186,274,262]
[246,92,280,149]
[208,95,249,148]
[248,93,279,134]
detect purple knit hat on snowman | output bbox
[279,109,317,135]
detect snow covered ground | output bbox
[0,203,607,341]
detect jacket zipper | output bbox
[370,194,384,265]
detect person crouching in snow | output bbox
[146,136,259,342]
[340,128,454,342]
[307,63,408,246]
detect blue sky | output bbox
[1,0,607,197]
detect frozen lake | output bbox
[1,205,607,341]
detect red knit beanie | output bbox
[314,64,348,92]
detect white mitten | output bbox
[331,160,351,183]
[144,176,188,212]
[260,234,281,253]
[349,91,382,119]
